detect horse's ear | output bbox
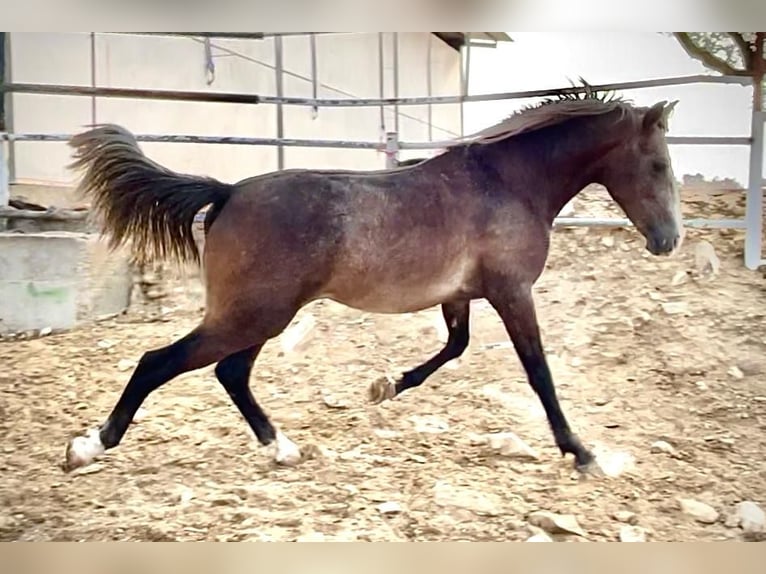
[642,101,667,132]
[664,100,679,125]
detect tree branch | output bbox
[728,32,753,70]
[673,33,747,76]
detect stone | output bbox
[589,445,635,478]
[727,366,745,380]
[601,236,615,248]
[734,501,765,534]
[409,415,450,434]
[321,392,350,410]
[71,463,104,476]
[694,240,720,277]
[612,510,638,525]
[274,517,302,528]
[377,501,404,515]
[661,301,689,316]
[0,515,19,531]
[650,440,677,456]
[117,359,136,372]
[527,511,586,537]
[526,532,554,542]
[177,487,195,505]
[678,498,719,524]
[671,270,688,286]
[619,525,647,542]
[479,432,540,460]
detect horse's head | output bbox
[598,100,683,256]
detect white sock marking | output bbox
[273,430,301,466]
[66,428,105,469]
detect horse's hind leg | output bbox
[368,300,470,404]
[64,325,250,471]
[214,345,301,466]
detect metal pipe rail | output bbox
[0,133,753,150]
[0,74,750,109]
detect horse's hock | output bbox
[0,231,135,335]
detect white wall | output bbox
[8,32,462,184]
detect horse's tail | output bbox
[68,124,234,264]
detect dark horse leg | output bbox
[64,309,297,471]
[368,300,470,403]
[487,286,596,471]
[214,345,300,465]
[64,328,226,470]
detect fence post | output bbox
[744,35,765,270]
[385,131,399,168]
[0,139,8,232]
[274,35,285,170]
[0,33,8,231]
[744,109,765,270]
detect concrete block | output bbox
[0,232,133,334]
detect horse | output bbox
[62,92,682,474]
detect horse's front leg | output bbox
[486,282,596,472]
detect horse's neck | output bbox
[490,114,631,223]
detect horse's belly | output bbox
[323,259,476,314]
[330,284,462,314]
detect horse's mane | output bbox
[458,81,633,146]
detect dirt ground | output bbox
[1,188,765,542]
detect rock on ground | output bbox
[619,525,647,542]
[734,501,765,534]
[678,498,719,524]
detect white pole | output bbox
[385,132,399,168]
[744,109,765,270]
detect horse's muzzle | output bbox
[645,228,681,256]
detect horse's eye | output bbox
[652,161,667,174]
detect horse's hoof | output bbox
[367,376,397,404]
[273,431,302,466]
[574,455,605,478]
[63,428,105,472]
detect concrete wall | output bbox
[7,32,461,185]
[0,232,133,334]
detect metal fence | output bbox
[0,32,763,269]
